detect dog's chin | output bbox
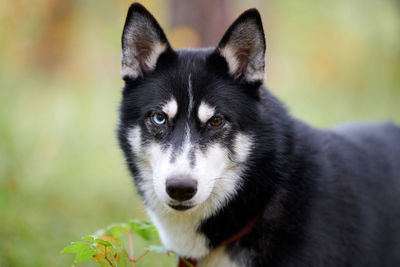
[168,204,194,211]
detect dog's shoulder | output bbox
[329,121,400,156]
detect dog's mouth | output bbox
[168,204,194,211]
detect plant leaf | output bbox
[105,223,129,237]
[95,238,112,247]
[61,241,97,263]
[82,235,96,242]
[129,220,158,241]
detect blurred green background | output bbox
[0,0,399,266]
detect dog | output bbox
[117,3,400,266]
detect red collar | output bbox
[178,211,262,267]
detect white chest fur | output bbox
[147,208,210,259]
[147,208,241,266]
[198,246,241,267]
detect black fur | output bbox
[118,3,400,266]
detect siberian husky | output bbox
[117,3,400,266]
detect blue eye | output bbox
[152,113,166,125]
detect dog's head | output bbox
[118,3,266,216]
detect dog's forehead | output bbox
[128,48,248,126]
[150,49,218,117]
[176,48,213,66]
[160,78,216,122]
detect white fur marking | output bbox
[220,45,265,82]
[198,246,240,267]
[127,126,142,154]
[162,98,178,119]
[147,208,209,259]
[128,125,252,259]
[187,74,194,118]
[220,46,240,77]
[120,60,139,79]
[121,41,166,79]
[198,102,215,124]
[139,137,247,258]
[233,133,253,163]
[145,42,166,72]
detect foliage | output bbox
[62,220,175,267]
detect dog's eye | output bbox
[209,116,223,127]
[152,113,167,125]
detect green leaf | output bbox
[61,241,97,263]
[105,223,129,237]
[146,245,169,254]
[82,235,96,242]
[129,220,159,241]
[95,238,112,247]
[62,220,162,266]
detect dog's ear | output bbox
[121,3,171,80]
[217,8,266,83]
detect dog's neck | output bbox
[178,209,263,266]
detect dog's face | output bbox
[118,3,266,217]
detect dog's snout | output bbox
[166,177,197,201]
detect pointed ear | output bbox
[121,3,171,80]
[217,9,266,83]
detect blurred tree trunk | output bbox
[171,0,231,47]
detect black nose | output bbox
[166,177,197,201]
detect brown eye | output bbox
[209,116,223,127]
